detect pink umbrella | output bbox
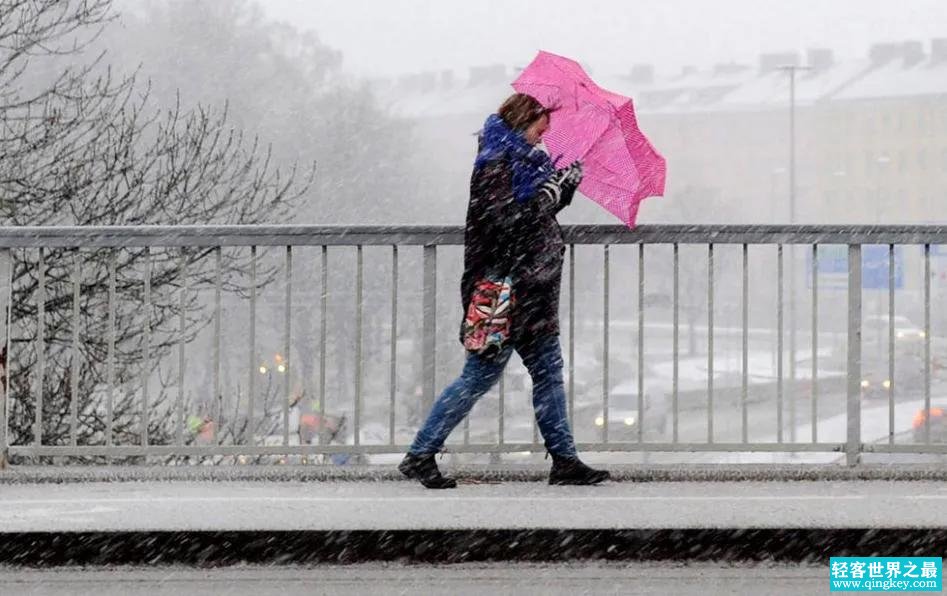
[512,51,666,228]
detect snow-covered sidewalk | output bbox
[1,478,945,532]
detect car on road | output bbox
[859,352,924,400]
[864,315,926,345]
[582,379,669,441]
[912,405,947,443]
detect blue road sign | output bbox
[807,245,904,290]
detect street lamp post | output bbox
[777,64,812,444]
[777,65,812,223]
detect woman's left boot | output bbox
[399,453,457,489]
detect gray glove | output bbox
[562,160,584,187]
[557,161,583,210]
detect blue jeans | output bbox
[409,335,578,458]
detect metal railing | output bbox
[1,224,946,467]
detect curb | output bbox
[0,529,944,566]
[3,464,947,484]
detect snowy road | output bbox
[0,563,828,596]
[1,479,946,532]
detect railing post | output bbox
[0,248,10,469]
[846,244,862,466]
[421,245,437,417]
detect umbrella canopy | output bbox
[512,51,666,227]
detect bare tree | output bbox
[0,0,312,461]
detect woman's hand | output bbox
[533,160,584,214]
[555,161,583,211]
[562,160,583,187]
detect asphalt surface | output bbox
[0,563,829,596]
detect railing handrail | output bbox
[2,224,947,247]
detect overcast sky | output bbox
[261,0,946,79]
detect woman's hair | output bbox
[497,93,553,131]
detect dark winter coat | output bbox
[460,115,577,346]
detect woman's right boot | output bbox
[548,454,610,485]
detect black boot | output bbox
[548,454,610,486]
[398,453,457,489]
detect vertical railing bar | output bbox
[354,245,363,448]
[71,250,80,447]
[672,243,679,443]
[0,248,12,463]
[498,372,505,447]
[532,349,541,444]
[246,247,256,447]
[283,246,292,447]
[498,270,508,449]
[846,244,862,466]
[35,248,46,447]
[776,244,784,444]
[533,406,540,449]
[319,246,327,445]
[888,244,895,445]
[466,408,472,445]
[464,254,471,441]
[465,376,473,441]
[142,247,152,448]
[788,244,797,445]
[421,246,437,435]
[389,246,398,445]
[532,242,543,445]
[497,286,507,450]
[531,391,540,447]
[811,244,819,444]
[637,243,644,444]
[568,244,575,427]
[602,244,609,444]
[177,253,187,447]
[212,247,221,446]
[924,243,931,444]
[742,243,749,444]
[106,249,115,448]
[707,243,714,444]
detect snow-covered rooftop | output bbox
[831,57,947,101]
[717,60,873,110]
[380,41,947,120]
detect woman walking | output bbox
[399,93,610,489]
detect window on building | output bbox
[918,149,928,171]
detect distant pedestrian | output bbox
[400,93,610,488]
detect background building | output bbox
[376,39,947,227]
